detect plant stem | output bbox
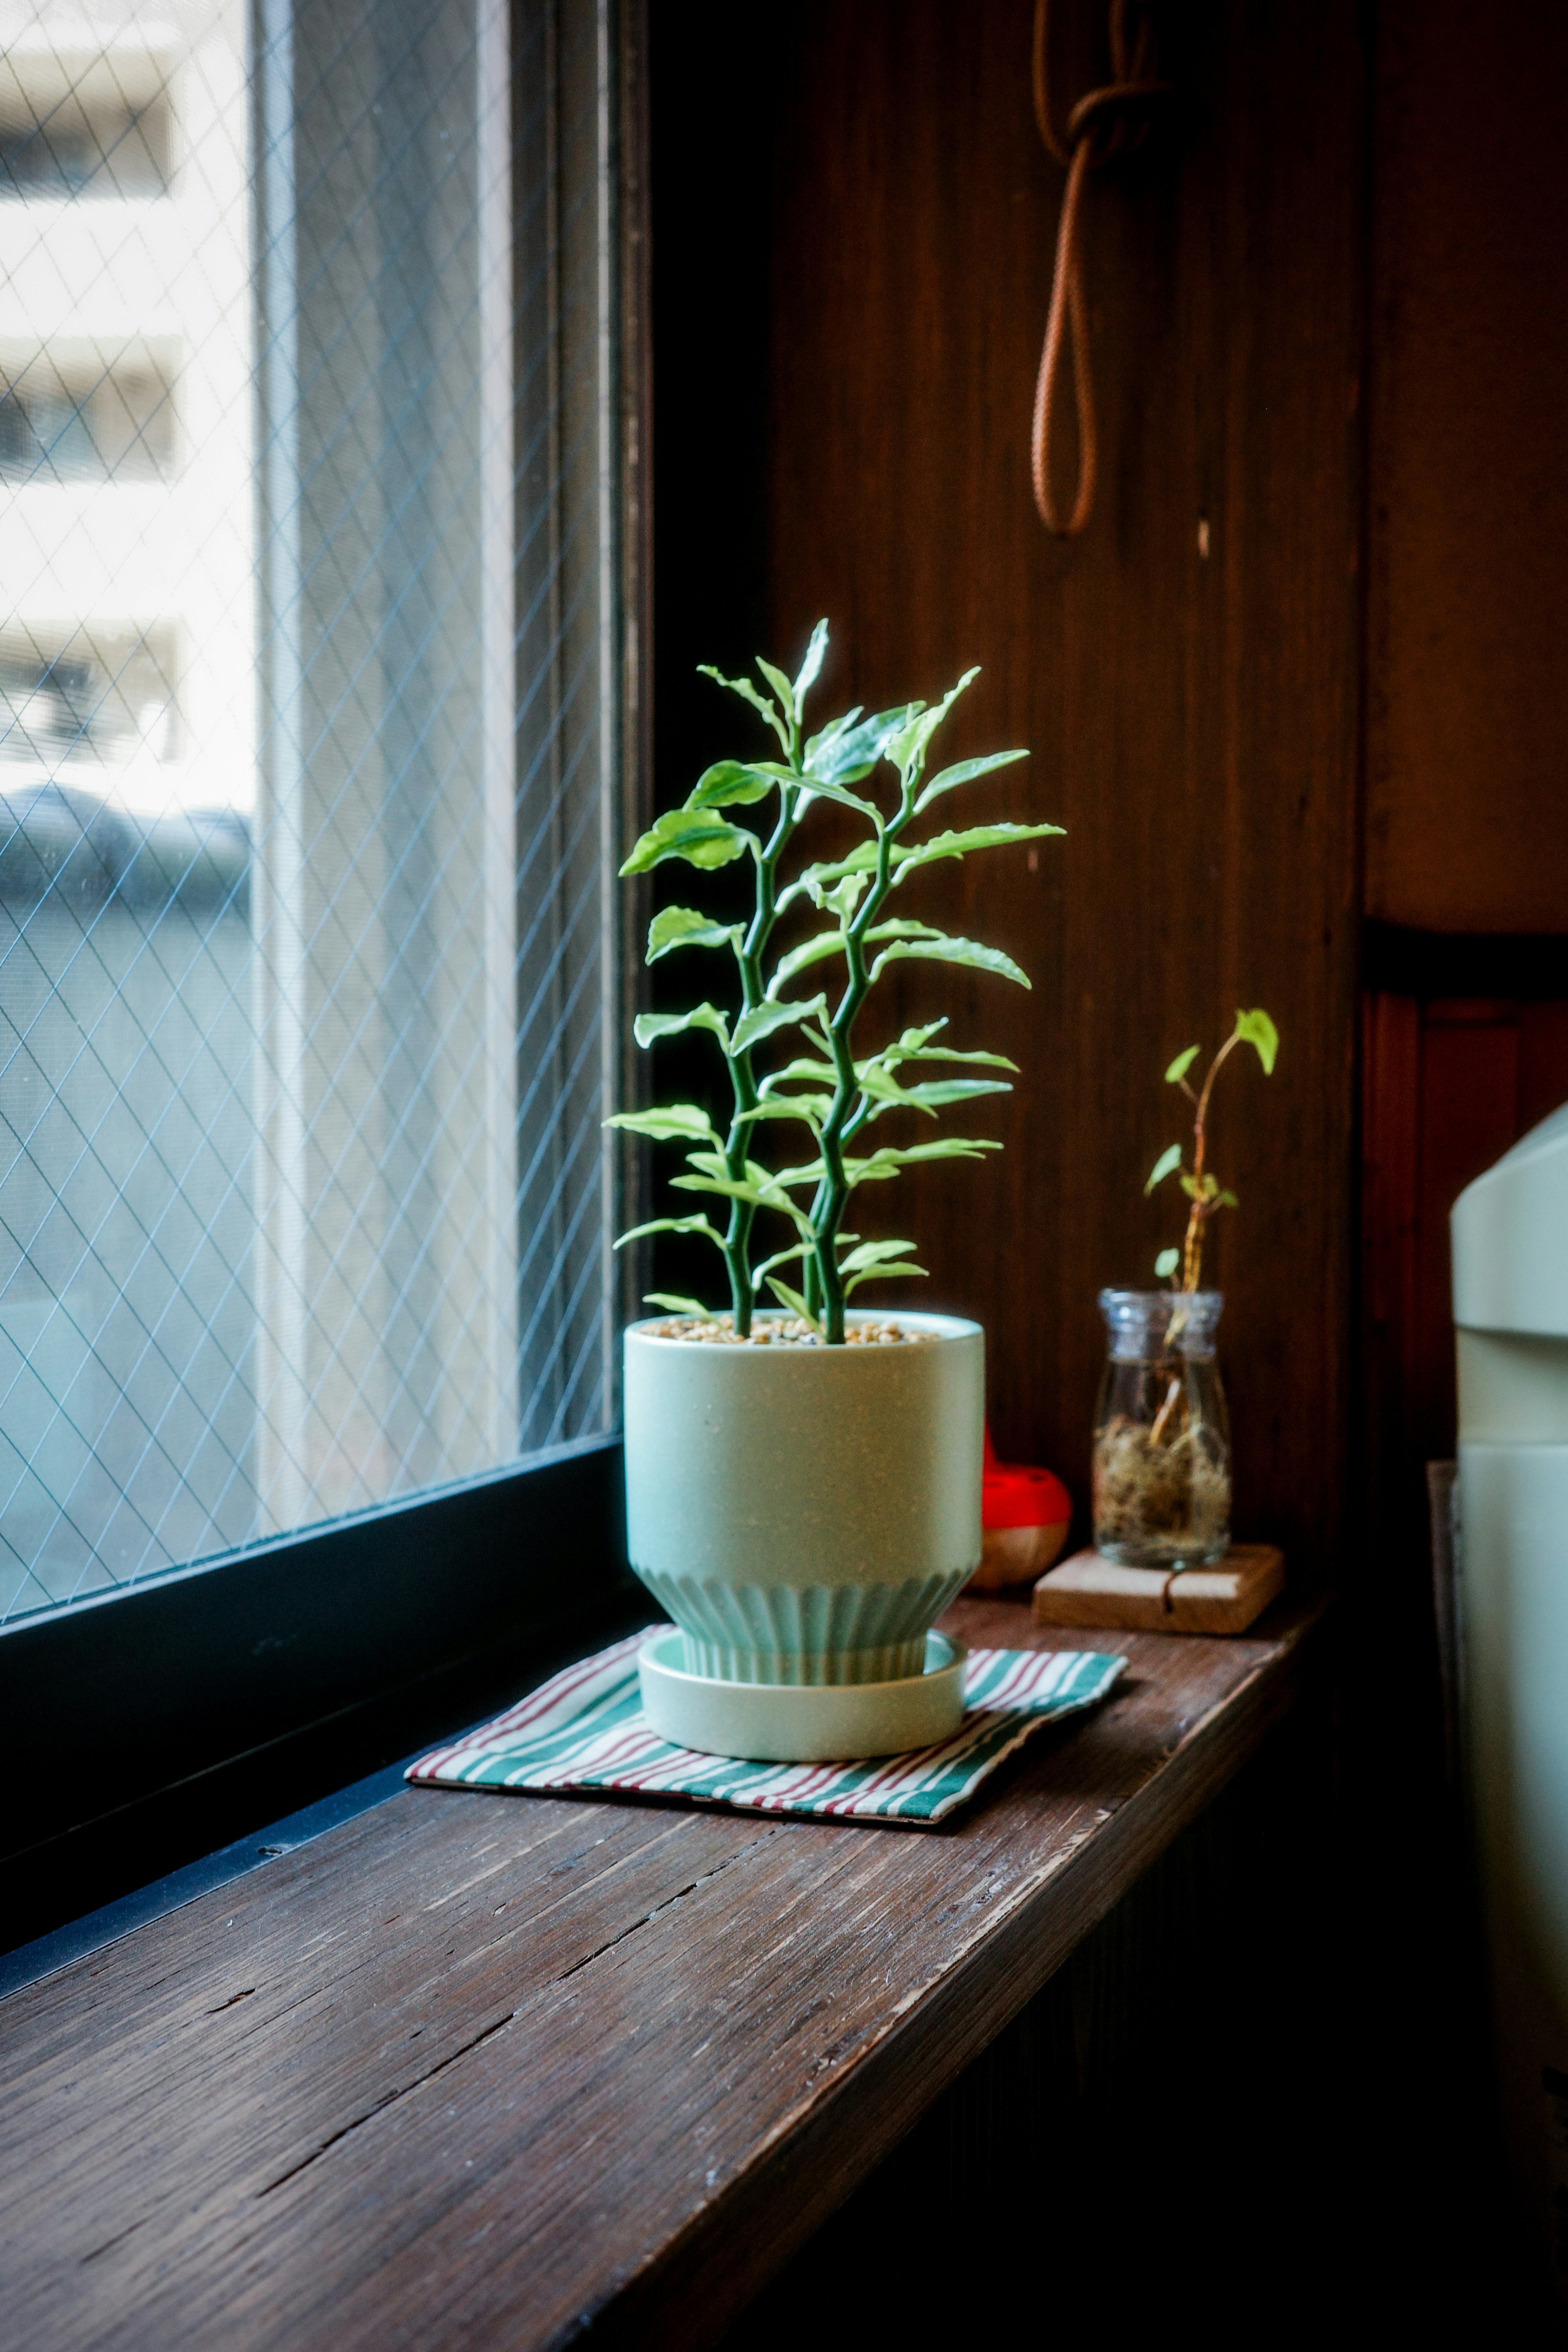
[1180,1028,1240,1292]
[811,788,913,1342]
[720,729,803,1333]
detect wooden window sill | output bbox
[0,1592,1327,2350]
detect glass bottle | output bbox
[1092,1290,1231,1568]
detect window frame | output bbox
[0,0,652,1958]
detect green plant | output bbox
[1144,1009,1280,1291]
[606,621,1062,1344]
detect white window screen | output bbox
[0,0,624,1621]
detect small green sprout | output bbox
[1144,1009,1279,1291]
[606,620,1062,1343]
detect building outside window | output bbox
[0,0,630,1626]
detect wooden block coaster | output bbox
[1032,1543,1285,1637]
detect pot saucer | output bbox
[637,1627,968,1764]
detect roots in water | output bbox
[1093,1413,1229,1562]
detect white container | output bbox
[1452,1100,1568,2290]
[623,1309,984,1686]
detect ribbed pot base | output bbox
[635,1565,972,1686]
[682,1634,928,1685]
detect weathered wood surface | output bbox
[0,1595,1325,2351]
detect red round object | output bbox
[982,1427,1072,1532]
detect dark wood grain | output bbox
[746,0,1364,1576]
[1366,0,1568,932]
[0,1595,1326,2351]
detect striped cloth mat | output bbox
[407,1631,1127,1825]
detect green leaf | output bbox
[913,747,1029,815]
[671,1171,815,1236]
[646,906,744,962]
[774,918,938,996]
[804,702,921,786]
[1154,1248,1181,1280]
[668,1171,771,1209]
[896,1044,1020,1069]
[1164,1045,1201,1085]
[770,929,847,990]
[740,760,808,788]
[734,755,883,825]
[801,706,861,773]
[888,667,980,780]
[619,806,752,875]
[844,1137,1002,1185]
[684,760,780,810]
[856,1065,962,1119]
[793,619,830,706]
[823,872,868,922]
[761,1056,838,1091]
[731,992,829,1056]
[751,1243,808,1291]
[1145,1143,1183,1193]
[643,1293,714,1317]
[796,774,884,824]
[856,1025,1013,1089]
[869,934,1031,989]
[891,820,1063,877]
[774,842,880,917]
[882,1018,948,1053]
[682,1149,776,1187]
[864,918,944,944]
[755,656,796,724]
[1218,1188,1240,1209]
[1234,1007,1279,1075]
[867,1076,1013,1117]
[633,1004,730,1050]
[764,1278,822,1333]
[844,1262,928,1296]
[768,1154,829,1190]
[837,1238,920,1272]
[697,662,788,750]
[603,1104,719,1143]
[734,1096,830,1130]
[614,1214,727,1251]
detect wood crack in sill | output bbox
[80,2217,147,2266]
[554,1827,781,1984]
[256,2009,519,2198]
[255,1829,780,2199]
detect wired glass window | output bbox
[0,0,624,1622]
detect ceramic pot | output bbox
[623,1309,984,1685]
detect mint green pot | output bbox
[623,1310,984,1686]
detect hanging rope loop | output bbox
[1031,0,1169,537]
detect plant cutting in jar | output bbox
[1144,1007,1280,1293]
[606,619,1061,1345]
[1093,1009,1280,1569]
[606,622,1064,1763]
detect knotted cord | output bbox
[1030,0,1168,537]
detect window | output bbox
[0,0,636,1628]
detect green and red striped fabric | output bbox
[408,1631,1126,1825]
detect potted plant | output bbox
[607,621,1061,1759]
[1092,1009,1279,1568]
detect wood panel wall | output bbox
[747,0,1366,1569]
[1367,0,1568,933]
